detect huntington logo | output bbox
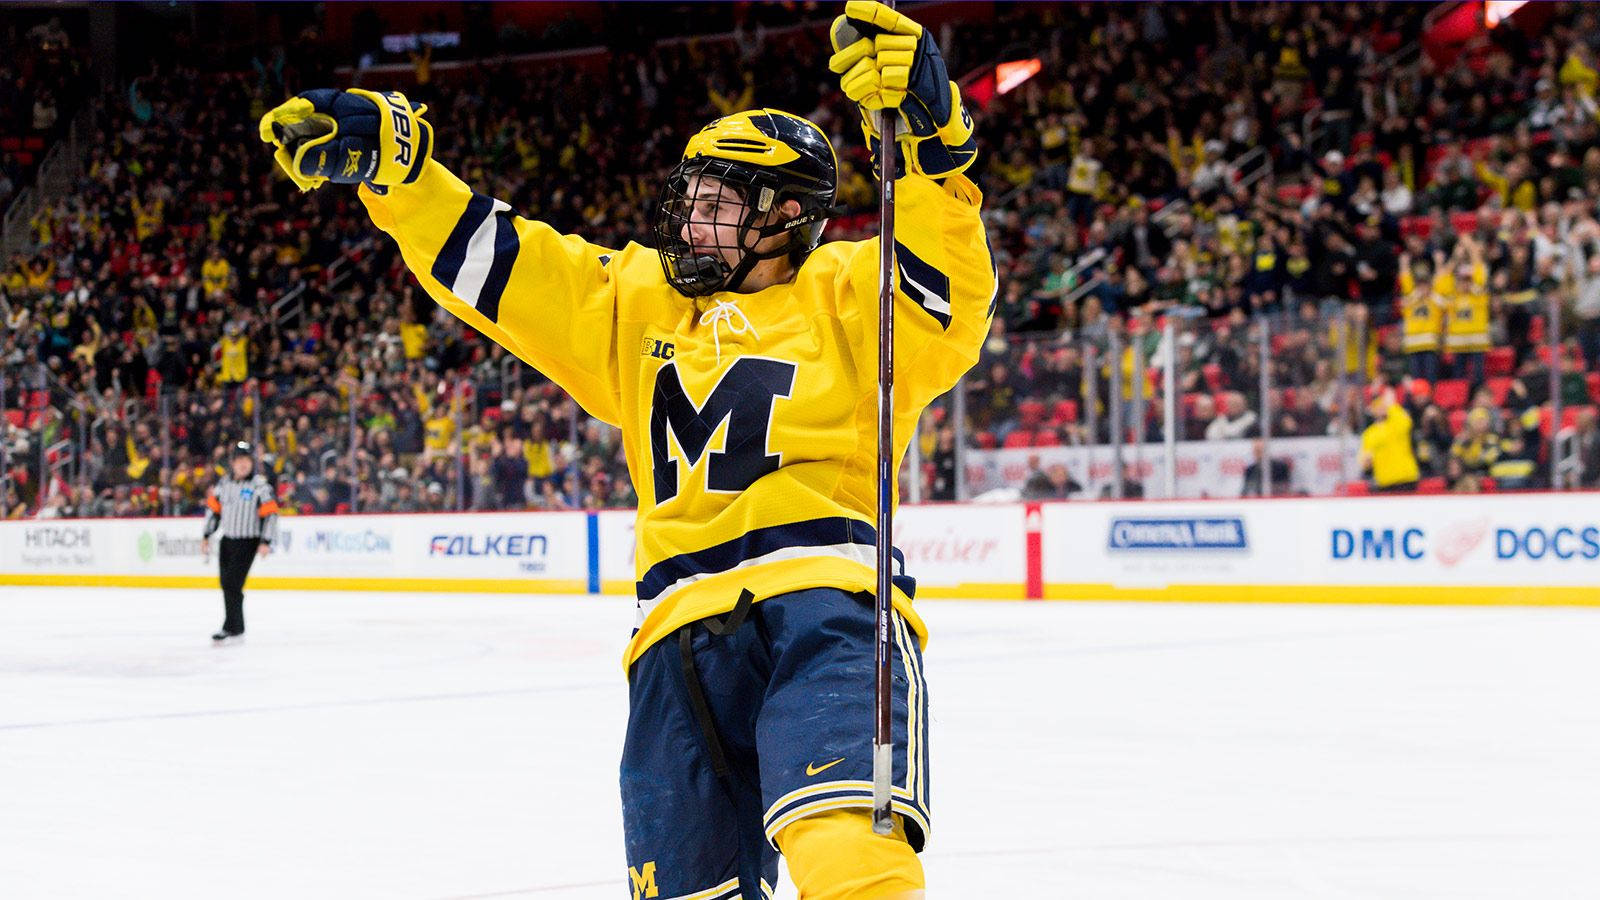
[137,531,206,560]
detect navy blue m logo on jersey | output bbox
[650,357,796,503]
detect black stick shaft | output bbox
[871,44,900,836]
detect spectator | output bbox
[1241,439,1292,496]
[1440,235,1491,386]
[1449,407,1501,484]
[1205,392,1258,441]
[1489,407,1541,490]
[1398,250,1445,383]
[1022,462,1082,501]
[1572,408,1600,488]
[1568,218,1600,371]
[1359,388,1419,492]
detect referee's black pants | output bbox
[218,537,261,635]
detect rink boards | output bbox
[3,495,1599,605]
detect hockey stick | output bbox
[870,2,900,838]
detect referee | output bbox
[201,442,279,642]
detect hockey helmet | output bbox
[654,109,841,297]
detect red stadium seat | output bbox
[1433,379,1470,411]
[1343,481,1371,496]
[1449,211,1479,234]
[1003,430,1034,449]
[1275,184,1313,204]
[1050,399,1079,424]
[1416,477,1448,494]
[1485,347,1514,377]
[3,410,22,428]
[974,431,997,449]
[22,135,44,151]
[0,136,18,151]
[1202,363,1223,391]
[1018,400,1046,427]
[1528,316,1546,344]
[1479,477,1497,493]
[1485,377,1513,407]
[1449,409,1468,434]
[1181,392,1203,419]
[1033,430,1062,447]
[1563,406,1593,432]
[1400,215,1433,239]
[25,410,42,429]
[1588,372,1600,405]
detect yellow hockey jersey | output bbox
[359,160,995,668]
[1440,263,1491,353]
[1398,268,1443,354]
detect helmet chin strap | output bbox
[722,202,850,292]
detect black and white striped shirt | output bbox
[203,474,280,542]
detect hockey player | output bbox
[259,3,991,896]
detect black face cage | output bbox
[653,157,825,298]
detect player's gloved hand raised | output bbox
[258,89,433,192]
[828,0,976,179]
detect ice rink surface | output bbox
[4,587,1599,899]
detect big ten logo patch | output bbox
[641,337,676,360]
[628,861,658,899]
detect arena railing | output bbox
[935,290,1585,503]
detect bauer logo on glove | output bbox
[258,88,433,192]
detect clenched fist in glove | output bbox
[258,88,433,192]
[829,0,976,179]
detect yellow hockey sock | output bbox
[776,808,925,899]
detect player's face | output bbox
[681,175,753,269]
[681,174,791,270]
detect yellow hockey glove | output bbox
[258,88,433,192]
[828,1,976,179]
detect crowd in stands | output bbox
[960,0,1600,495]
[0,15,89,214]
[5,2,1600,521]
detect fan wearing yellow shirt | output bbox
[216,323,249,385]
[201,246,234,298]
[260,4,991,897]
[1360,388,1421,492]
[1439,235,1491,386]
[1398,251,1445,384]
